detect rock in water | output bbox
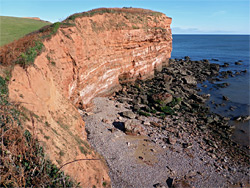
[210,63,220,71]
[183,76,197,85]
[222,96,229,101]
[221,62,229,67]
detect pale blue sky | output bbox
[0,0,249,34]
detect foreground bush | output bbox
[0,76,78,187]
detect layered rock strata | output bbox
[6,8,172,186]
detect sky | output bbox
[0,0,249,34]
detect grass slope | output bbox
[0,16,50,46]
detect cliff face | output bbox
[7,8,172,186]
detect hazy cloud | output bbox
[172,27,235,34]
[172,27,201,34]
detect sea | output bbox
[171,34,250,147]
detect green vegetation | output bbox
[51,22,61,34]
[0,18,76,70]
[40,22,67,39]
[64,8,164,33]
[46,55,56,66]
[0,76,9,106]
[79,146,88,155]
[66,9,117,21]
[153,27,167,32]
[0,16,50,46]
[17,40,44,68]
[136,96,182,118]
[44,135,50,140]
[102,181,107,187]
[57,120,69,130]
[132,25,140,29]
[66,8,162,22]
[2,67,12,82]
[160,106,175,115]
[0,76,78,187]
[0,76,8,97]
[59,150,65,156]
[154,97,182,116]
[138,110,151,117]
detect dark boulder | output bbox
[210,63,220,71]
[222,96,229,101]
[221,63,229,67]
[122,111,136,119]
[235,62,242,65]
[183,75,197,85]
[151,92,173,105]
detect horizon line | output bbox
[172,33,250,35]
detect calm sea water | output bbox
[171,35,250,146]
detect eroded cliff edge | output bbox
[1,8,172,186]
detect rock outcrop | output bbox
[4,8,172,186]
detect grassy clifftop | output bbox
[0,16,50,46]
[0,8,169,68]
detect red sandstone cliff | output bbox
[22,17,41,20]
[2,8,172,187]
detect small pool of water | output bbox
[230,121,250,147]
[198,74,250,147]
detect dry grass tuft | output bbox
[0,76,78,187]
[0,22,73,67]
